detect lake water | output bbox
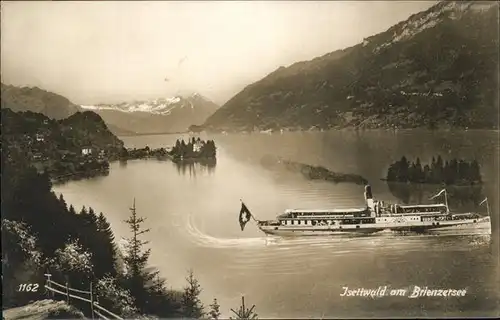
[53,130,500,318]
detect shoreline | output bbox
[381,179,484,187]
[117,128,500,138]
[50,153,217,184]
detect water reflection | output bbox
[174,158,217,176]
[387,182,486,212]
[66,130,498,318]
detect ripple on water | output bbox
[183,212,492,260]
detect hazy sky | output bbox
[1,1,436,105]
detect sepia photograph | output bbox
[1,1,499,319]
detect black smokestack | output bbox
[365,185,373,200]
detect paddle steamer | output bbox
[253,185,491,236]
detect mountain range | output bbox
[1,83,81,120]
[1,83,220,135]
[80,94,219,135]
[2,1,497,133]
[203,1,499,131]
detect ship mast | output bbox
[429,188,449,214]
[485,197,490,217]
[444,189,449,214]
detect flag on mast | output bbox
[239,201,253,231]
[429,188,446,200]
[479,197,488,206]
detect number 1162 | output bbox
[18,284,39,292]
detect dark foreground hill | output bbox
[2,108,124,157]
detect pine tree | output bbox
[443,160,451,184]
[398,156,409,182]
[80,206,88,215]
[415,157,423,182]
[148,273,177,317]
[88,207,98,221]
[423,164,431,182]
[182,269,204,319]
[386,164,396,181]
[94,212,118,277]
[471,160,482,182]
[123,198,155,313]
[59,194,67,210]
[458,160,469,183]
[229,296,258,320]
[97,212,115,242]
[409,162,417,182]
[435,155,444,183]
[430,156,437,183]
[208,298,221,320]
[436,155,444,170]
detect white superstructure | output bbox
[255,185,491,236]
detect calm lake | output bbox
[53,130,500,318]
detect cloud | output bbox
[0,1,436,105]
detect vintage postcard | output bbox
[1,1,498,319]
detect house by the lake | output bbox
[36,133,45,142]
[193,141,204,153]
[82,147,92,156]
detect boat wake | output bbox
[180,213,492,276]
[183,212,492,253]
[184,213,269,248]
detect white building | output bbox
[82,148,92,156]
[193,141,204,153]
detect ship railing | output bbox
[451,213,481,220]
[396,211,446,216]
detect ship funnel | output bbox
[364,185,375,211]
[364,185,373,200]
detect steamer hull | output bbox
[246,185,492,237]
[258,226,381,237]
[258,217,491,236]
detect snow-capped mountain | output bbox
[82,93,209,115]
[81,93,219,135]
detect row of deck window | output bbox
[282,220,334,226]
[281,218,375,226]
[376,216,421,222]
[282,216,430,225]
[290,211,368,215]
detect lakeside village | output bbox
[3,140,257,320]
[119,137,217,162]
[1,110,487,319]
[2,109,254,319]
[17,134,217,183]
